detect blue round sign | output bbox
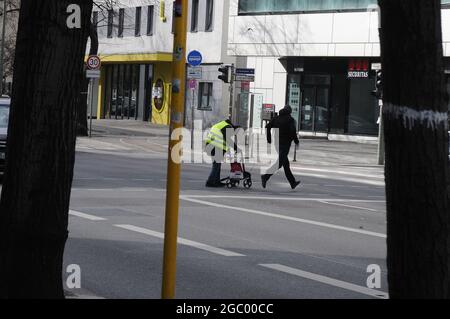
[187,50,202,67]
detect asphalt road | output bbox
[61,122,388,299]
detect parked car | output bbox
[0,96,10,175]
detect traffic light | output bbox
[371,70,383,99]
[218,65,232,83]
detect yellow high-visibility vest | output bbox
[205,121,230,152]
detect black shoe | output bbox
[206,182,218,188]
[291,181,301,190]
[261,175,269,189]
[206,182,226,188]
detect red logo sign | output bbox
[348,59,369,72]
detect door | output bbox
[300,86,329,133]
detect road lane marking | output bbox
[291,167,384,180]
[72,187,151,192]
[293,172,384,186]
[114,224,245,257]
[318,201,381,213]
[69,210,107,221]
[260,264,388,299]
[183,195,384,203]
[181,197,386,239]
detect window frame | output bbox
[205,0,214,32]
[107,9,114,38]
[147,5,154,36]
[198,82,213,110]
[191,0,199,32]
[135,7,142,37]
[118,8,125,38]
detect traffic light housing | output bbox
[371,70,383,99]
[218,65,232,83]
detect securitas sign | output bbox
[347,59,369,78]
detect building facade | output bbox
[90,0,174,125]
[228,0,450,138]
[90,0,237,128]
[185,0,239,129]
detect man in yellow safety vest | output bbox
[205,119,237,187]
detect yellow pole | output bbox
[161,0,188,299]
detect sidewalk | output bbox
[90,119,169,137]
[86,119,381,167]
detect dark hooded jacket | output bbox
[266,106,300,146]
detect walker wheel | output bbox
[243,179,252,189]
[227,182,233,188]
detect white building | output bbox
[185,0,240,129]
[227,0,450,138]
[90,0,237,128]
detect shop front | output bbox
[95,53,174,125]
[286,57,380,136]
[102,63,154,121]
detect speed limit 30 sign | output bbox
[87,55,101,70]
[86,55,101,78]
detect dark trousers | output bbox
[207,162,222,185]
[263,143,296,186]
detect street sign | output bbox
[188,79,197,90]
[236,68,255,75]
[86,70,101,78]
[87,55,101,70]
[187,66,202,79]
[187,50,202,67]
[371,63,382,71]
[235,68,255,82]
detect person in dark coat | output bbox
[262,105,301,189]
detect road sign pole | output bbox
[162,0,187,300]
[191,84,195,150]
[89,79,94,138]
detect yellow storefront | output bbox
[93,53,174,125]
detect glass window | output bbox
[347,77,378,135]
[238,0,449,14]
[104,66,112,119]
[446,76,450,113]
[191,0,199,32]
[118,9,124,37]
[117,64,124,118]
[135,7,142,36]
[131,65,140,119]
[0,105,9,128]
[205,0,214,32]
[123,65,131,119]
[111,65,118,117]
[147,6,154,36]
[198,82,213,110]
[287,74,301,129]
[107,10,113,38]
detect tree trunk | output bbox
[0,0,93,298]
[76,23,98,136]
[379,0,450,298]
